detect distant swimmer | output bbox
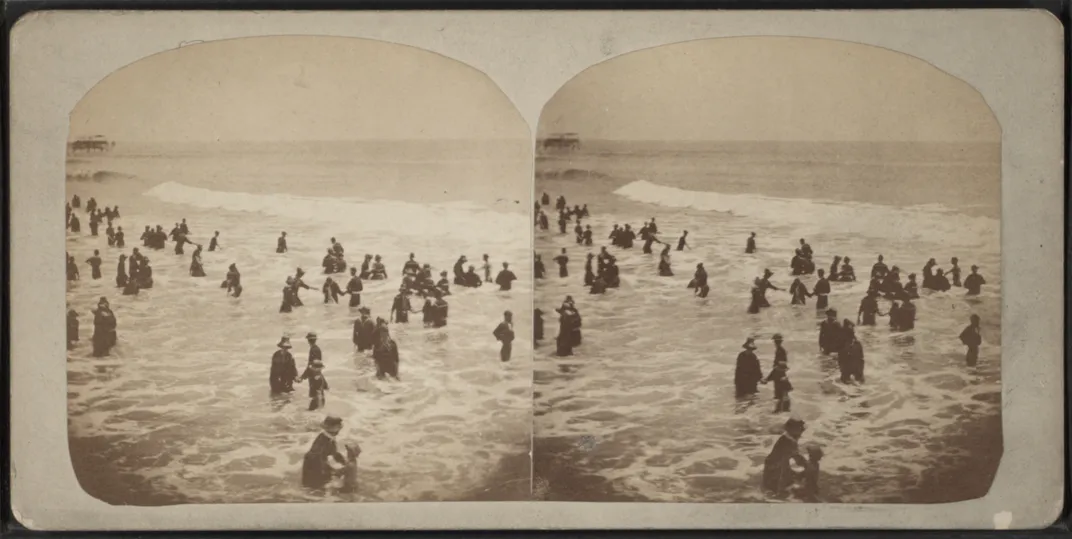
[86,250,103,280]
[579,204,589,218]
[789,277,810,305]
[734,337,763,397]
[430,290,449,328]
[298,359,329,411]
[963,265,986,296]
[649,218,659,235]
[72,194,81,208]
[554,248,569,278]
[207,231,220,252]
[291,268,313,306]
[390,286,416,323]
[190,245,206,277]
[828,256,841,281]
[66,309,79,350]
[555,195,567,212]
[373,323,401,380]
[837,257,856,282]
[590,274,608,294]
[574,221,584,244]
[436,271,451,296]
[921,258,937,289]
[582,225,593,246]
[676,231,689,251]
[818,309,843,355]
[66,254,80,281]
[495,262,517,291]
[225,263,243,297]
[452,255,468,285]
[106,223,116,247]
[331,237,345,257]
[493,310,515,362]
[116,254,128,288]
[798,238,813,260]
[690,263,710,298]
[138,257,154,289]
[557,212,569,234]
[554,299,581,356]
[790,249,815,276]
[609,224,621,246]
[85,197,97,214]
[887,301,901,330]
[949,257,962,287]
[280,278,298,313]
[534,308,545,343]
[322,277,343,303]
[360,254,373,280]
[538,211,549,230]
[482,254,493,283]
[90,297,117,357]
[658,245,673,277]
[642,230,661,255]
[619,225,636,249]
[903,273,920,299]
[115,226,125,248]
[354,307,375,351]
[179,218,190,236]
[403,253,421,277]
[462,266,482,288]
[750,269,781,312]
[837,321,865,383]
[534,254,545,279]
[269,337,299,393]
[881,267,903,298]
[369,255,387,280]
[68,214,81,233]
[931,269,952,292]
[277,232,288,253]
[301,415,346,490]
[541,192,551,206]
[584,253,595,286]
[896,297,916,330]
[89,214,100,236]
[745,232,757,254]
[112,206,120,219]
[959,314,983,367]
[812,270,831,310]
[857,290,882,326]
[870,255,889,281]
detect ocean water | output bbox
[65,140,533,504]
[533,140,1003,503]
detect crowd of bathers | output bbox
[533,189,991,501]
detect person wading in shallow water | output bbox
[959,314,983,367]
[299,360,330,411]
[493,310,515,362]
[269,336,298,394]
[302,415,347,491]
[762,417,809,499]
[277,231,288,253]
[91,297,117,357]
[734,337,763,398]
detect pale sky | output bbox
[539,37,1001,142]
[69,36,528,142]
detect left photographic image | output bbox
[63,36,533,504]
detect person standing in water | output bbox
[658,245,673,276]
[763,359,793,413]
[322,277,343,303]
[114,226,125,248]
[493,310,515,362]
[225,263,242,297]
[277,231,288,254]
[269,336,298,393]
[691,263,710,298]
[583,253,596,286]
[390,286,415,323]
[116,254,128,288]
[745,232,757,254]
[533,253,545,280]
[554,248,569,278]
[963,265,986,296]
[495,262,517,291]
[870,255,889,281]
[582,225,593,246]
[949,257,962,287]
[67,309,80,350]
[903,273,920,299]
[340,267,362,308]
[734,337,763,398]
[811,270,831,311]
[837,322,865,384]
[373,324,401,380]
[789,278,810,305]
[676,231,689,251]
[896,297,916,330]
[90,297,118,357]
[481,254,493,283]
[959,314,983,367]
[298,360,330,411]
[85,250,103,280]
[190,245,206,277]
[66,254,80,281]
[354,307,376,352]
[301,415,347,490]
[762,417,809,498]
[857,289,883,326]
[208,231,220,252]
[818,309,842,355]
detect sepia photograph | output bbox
[61,35,533,504]
[533,37,1003,504]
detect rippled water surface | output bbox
[533,141,1002,503]
[66,140,533,504]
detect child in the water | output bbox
[299,360,330,411]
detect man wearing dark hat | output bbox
[306,332,322,366]
[818,309,842,355]
[762,417,809,497]
[269,336,298,393]
[302,415,347,490]
[734,337,764,397]
[963,265,986,296]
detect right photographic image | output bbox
[532,37,1002,504]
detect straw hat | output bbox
[742,338,757,350]
[277,337,292,349]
